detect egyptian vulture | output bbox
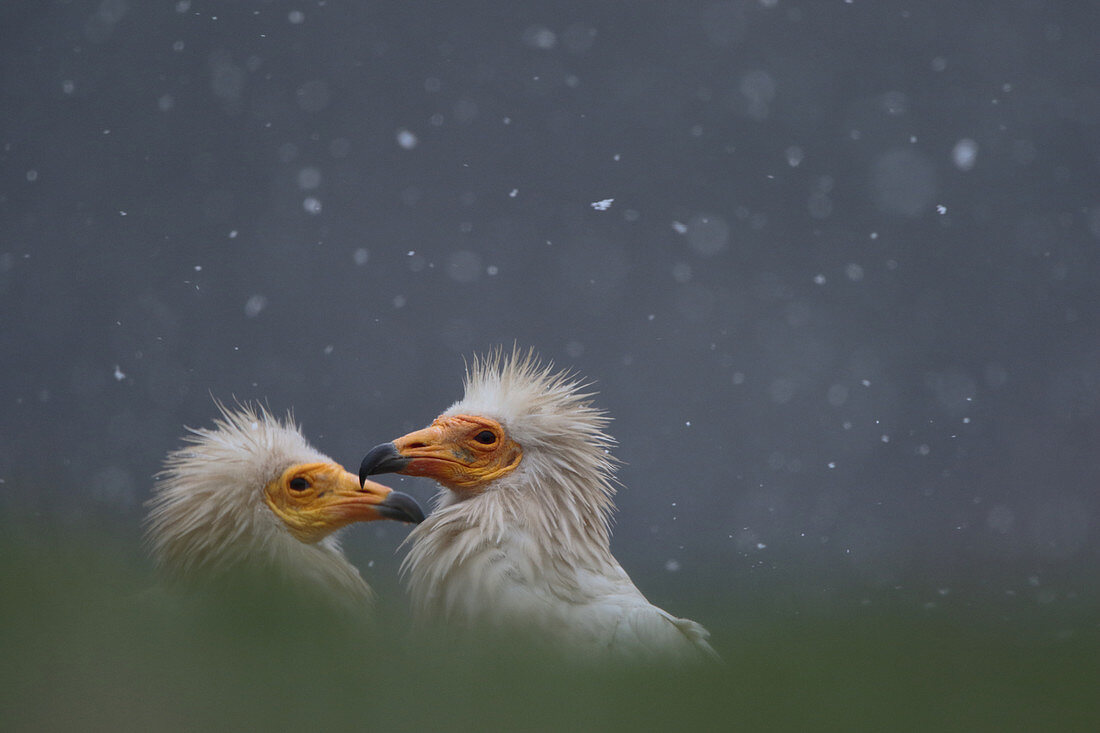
[360,350,718,662]
[145,403,424,608]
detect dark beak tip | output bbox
[378,490,426,525]
[359,442,409,485]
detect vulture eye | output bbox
[288,476,311,492]
[474,430,497,445]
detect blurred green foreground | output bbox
[2,527,1097,733]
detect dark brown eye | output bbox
[474,430,497,445]
[288,476,310,492]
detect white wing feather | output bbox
[406,516,718,663]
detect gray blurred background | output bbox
[2,0,1098,631]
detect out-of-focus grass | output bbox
[1,527,1097,732]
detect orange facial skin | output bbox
[264,462,422,543]
[389,415,523,492]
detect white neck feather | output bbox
[145,403,374,607]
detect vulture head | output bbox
[361,348,616,559]
[146,402,424,605]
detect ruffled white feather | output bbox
[401,349,718,662]
[144,402,374,606]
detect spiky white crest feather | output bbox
[145,401,373,605]
[447,346,616,521]
[400,348,717,662]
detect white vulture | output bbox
[145,402,424,609]
[359,350,718,662]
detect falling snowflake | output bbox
[244,294,267,318]
[952,139,978,171]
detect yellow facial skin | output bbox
[390,415,522,492]
[264,462,399,543]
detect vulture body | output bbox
[146,403,423,609]
[361,351,717,662]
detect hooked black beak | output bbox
[376,490,425,524]
[360,442,412,485]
